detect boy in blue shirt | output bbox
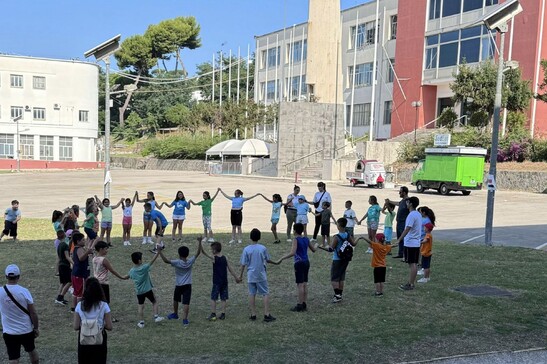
[1,200,21,242]
[239,229,276,322]
[144,203,168,251]
[126,251,164,328]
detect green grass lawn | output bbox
[0,219,545,363]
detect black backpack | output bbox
[336,234,353,261]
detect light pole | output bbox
[411,101,422,143]
[481,0,523,246]
[84,35,121,199]
[12,115,22,172]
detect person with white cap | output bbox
[0,264,39,363]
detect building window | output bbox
[350,21,377,49]
[429,0,442,20]
[39,136,54,160]
[289,75,307,99]
[33,76,46,90]
[485,0,499,5]
[260,50,267,69]
[11,106,23,119]
[19,135,34,160]
[33,108,46,121]
[0,134,14,158]
[387,59,395,83]
[266,80,278,101]
[383,101,392,125]
[349,63,373,87]
[291,40,307,63]
[346,103,371,127]
[430,0,497,20]
[267,47,280,68]
[443,0,461,17]
[59,137,73,161]
[79,110,89,122]
[10,75,23,88]
[390,15,397,40]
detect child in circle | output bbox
[219,188,260,245]
[158,191,191,242]
[122,194,136,246]
[136,191,156,245]
[343,200,357,238]
[189,190,220,243]
[357,233,391,296]
[82,205,98,249]
[418,223,434,283]
[258,193,284,244]
[52,210,63,234]
[314,201,337,248]
[95,196,122,247]
[358,195,381,253]
[293,196,312,237]
[381,201,396,245]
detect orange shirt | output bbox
[421,233,433,257]
[371,242,391,268]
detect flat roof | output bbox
[425,147,487,156]
[0,54,99,68]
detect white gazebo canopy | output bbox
[206,139,269,157]
[205,139,239,157]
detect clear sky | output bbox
[0,0,365,75]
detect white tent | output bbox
[222,139,270,156]
[205,139,239,157]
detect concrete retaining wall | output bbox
[356,140,402,165]
[111,157,206,172]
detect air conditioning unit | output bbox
[54,103,61,110]
[24,105,31,112]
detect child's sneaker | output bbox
[263,314,276,322]
[55,298,67,305]
[207,238,215,243]
[249,315,257,321]
[167,313,179,320]
[417,269,425,276]
[228,240,236,245]
[137,321,145,328]
[366,247,373,254]
[147,237,153,244]
[374,292,384,297]
[313,243,319,250]
[331,294,342,303]
[68,287,74,295]
[417,278,430,283]
[154,316,165,323]
[399,283,415,291]
[237,240,242,244]
[290,304,303,312]
[142,238,148,245]
[202,237,208,243]
[182,319,189,327]
[286,238,292,242]
[218,313,225,320]
[273,240,280,244]
[207,313,217,321]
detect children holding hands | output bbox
[356,233,391,296]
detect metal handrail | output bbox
[283,148,325,176]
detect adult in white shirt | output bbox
[311,182,332,242]
[285,185,301,242]
[396,196,421,291]
[0,264,39,364]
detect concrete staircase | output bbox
[296,160,323,180]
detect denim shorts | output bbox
[248,281,269,296]
[100,221,112,229]
[211,283,229,301]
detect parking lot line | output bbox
[534,242,547,250]
[460,234,485,244]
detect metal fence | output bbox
[208,161,242,175]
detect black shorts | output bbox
[84,227,97,240]
[421,255,432,269]
[320,224,330,236]
[155,225,167,237]
[405,247,420,264]
[294,260,310,284]
[174,284,192,305]
[330,260,350,282]
[101,284,110,304]
[58,265,71,285]
[211,283,229,301]
[136,290,156,305]
[373,267,387,283]
[2,221,17,238]
[3,332,35,361]
[230,209,242,226]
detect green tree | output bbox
[450,61,532,126]
[536,59,547,102]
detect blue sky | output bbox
[0,0,364,75]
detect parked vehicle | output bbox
[346,160,386,188]
[412,147,487,195]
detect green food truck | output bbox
[411,147,487,195]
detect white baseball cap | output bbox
[5,264,20,277]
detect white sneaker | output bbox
[68,287,74,295]
[366,248,373,254]
[126,240,131,246]
[417,269,425,276]
[417,278,429,283]
[313,243,319,250]
[208,238,215,243]
[310,238,316,243]
[147,237,153,244]
[137,321,145,328]
[123,241,128,246]
[286,238,292,242]
[201,237,207,243]
[237,240,242,244]
[154,316,165,323]
[142,238,147,245]
[228,240,236,245]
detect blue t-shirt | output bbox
[170,257,195,286]
[240,243,270,283]
[149,210,168,226]
[172,200,188,216]
[231,196,244,209]
[367,205,381,223]
[294,236,310,263]
[332,231,350,261]
[4,208,21,223]
[421,216,431,240]
[294,199,309,216]
[271,202,282,220]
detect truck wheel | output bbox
[416,182,425,193]
[439,184,449,195]
[462,190,471,196]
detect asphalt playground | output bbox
[2,169,546,250]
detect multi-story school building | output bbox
[254,0,547,140]
[0,55,100,169]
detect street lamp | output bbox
[11,115,22,172]
[481,0,523,246]
[84,34,121,199]
[411,101,422,143]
